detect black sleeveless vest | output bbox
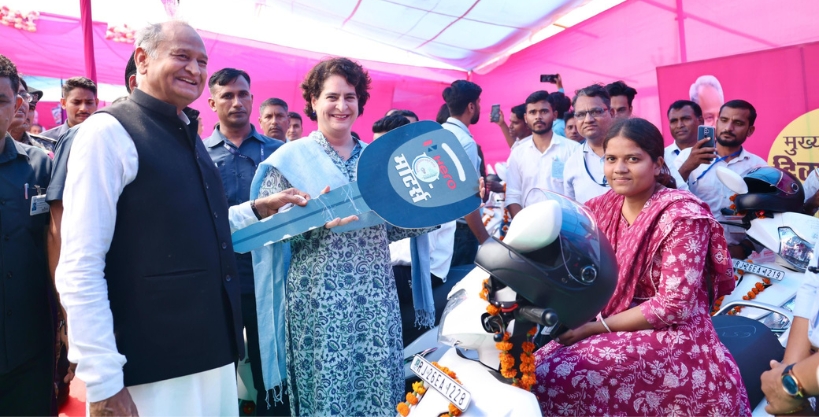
[99,90,242,387]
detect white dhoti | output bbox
[87,363,238,416]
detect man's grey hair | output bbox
[135,21,191,58]
[689,75,724,104]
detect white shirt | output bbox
[562,141,609,204]
[509,135,532,151]
[432,118,482,279]
[506,134,578,207]
[55,113,257,402]
[663,142,689,191]
[683,147,767,245]
[795,250,819,348]
[389,238,412,266]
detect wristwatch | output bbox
[782,364,806,399]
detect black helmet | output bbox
[475,191,617,330]
[734,167,804,213]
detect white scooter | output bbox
[714,166,819,341]
[403,192,618,416]
[712,166,819,416]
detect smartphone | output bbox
[490,104,501,123]
[540,74,558,84]
[698,125,716,149]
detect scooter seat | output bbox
[712,315,784,408]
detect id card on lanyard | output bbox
[25,183,49,215]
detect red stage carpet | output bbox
[59,379,86,417]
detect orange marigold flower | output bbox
[737,270,745,275]
[522,341,535,353]
[486,304,500,315]
[396,402,410,416]
[755,282,765,290]
[449,403,463,416]
[729,204,736,210]
[742,295,749,300]
[406,392,419,405]
[496,341,513,351]
[501,368,518,379]
[763,278,771,285]
[527,326,538,337]
[729,194,737,202]
[746,259,754,264]
[751,287,759,295]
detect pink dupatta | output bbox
[586,188,735,318]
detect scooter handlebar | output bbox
[515,306,558,326]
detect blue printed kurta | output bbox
[257,134,424,416]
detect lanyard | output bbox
[694,149,742,182]
[223,141,264,168]
[582,149,608,187]
[444,121,472,138]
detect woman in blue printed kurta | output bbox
[257,57,429,416]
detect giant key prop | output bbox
[232,121,481,253]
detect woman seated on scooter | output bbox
[761,259,819,415]
[533,118,751,416]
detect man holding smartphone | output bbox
[678,99,766,258]
[664,100,704,190]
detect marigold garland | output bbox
[711,258,774,316]
[396,362,464,416]
[480,279,537,390]
[398,277,542,415]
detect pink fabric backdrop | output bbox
[469,0,819,166]
[4,0,819,164]
[1,12,464,140]
[656,42,819,164]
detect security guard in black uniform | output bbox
[0,54,55,415]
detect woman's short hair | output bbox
[604,118,677,189]
[301,57,371,121]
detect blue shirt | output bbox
[204,125,282,293]
[0,135,53,373]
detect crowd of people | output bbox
[3,18,819,417]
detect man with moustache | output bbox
[562,84,616,204]
[679,99,765,258]
[605,80,638,119]
[494,103,532,150]
[55,22,308,416]
[286,111,303,141]
[41,77,98,141]
[0,54,55,416]
[204,68,287,415]
[563,111,583,143]
[505,90,578,218]
[258,97,290,142]
[664,100,704,190]
[8,78,55,154]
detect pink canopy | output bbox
[470,0,819,165]
[3,0,819,165]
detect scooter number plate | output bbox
[733,259,785,281]
[410,355,471,411]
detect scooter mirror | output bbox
[503,200,562,253]
[716,166,749,195]
[494,162,507,182]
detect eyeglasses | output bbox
[575,107,609,120]
[18,91,32,103]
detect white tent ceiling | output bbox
[8,0,625,71]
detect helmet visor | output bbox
[523,189,602,285]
